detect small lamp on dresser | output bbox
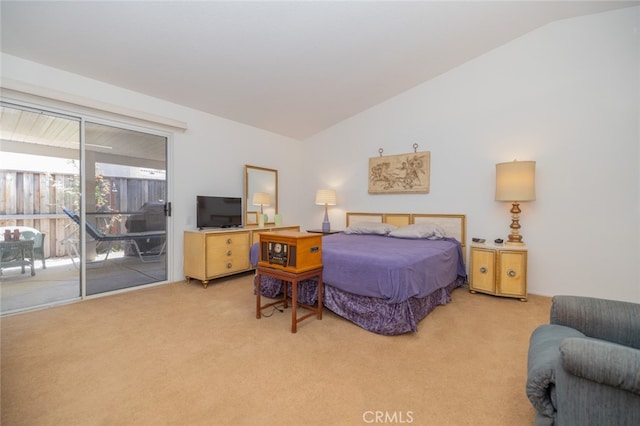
[253,192,270,228]
[495,160,536,245]
[315,189,337,232]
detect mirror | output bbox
[244,165,278,226]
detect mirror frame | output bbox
[244,165,278,226]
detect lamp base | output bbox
[506,201,525,245]
[322,208,330,232]
[258,214,265,228]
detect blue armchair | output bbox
[526,295,640,425]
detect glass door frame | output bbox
[0,101,83,311]
[82,116,171,298]
[0,96,173,306]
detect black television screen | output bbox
[196,196,243,229]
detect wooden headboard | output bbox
[345,212,467,250]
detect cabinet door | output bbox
[470,248,496,293]
[249,226,301,245]
[184,232,206,279]
[498,251,526,297]
[250,229,268,246]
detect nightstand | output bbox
[306,229,342,235]
[469,243,528,301]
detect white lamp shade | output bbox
[315,189,337,206]
[495,160,536,202]
[252,192,270,206]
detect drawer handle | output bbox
[226,238,232,244]
[226,262,232,269]
[479,266,488,274]
[507,269,517,278]
[226,250,232,256]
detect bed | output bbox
[252,212,467,335]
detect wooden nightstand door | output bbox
[498,250,527,297]
[470,248,496,293]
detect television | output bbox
[196,196,243,229]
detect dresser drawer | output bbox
[206,233,249,274]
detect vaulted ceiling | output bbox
[1,1,637,140]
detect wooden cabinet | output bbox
[184,225,300,288]
[469,243,527,301]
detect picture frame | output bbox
[246,211,258,226]
[368,151,431,194]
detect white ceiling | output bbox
[1,1,637,140]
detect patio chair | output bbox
[20,230,46,269]
[62,208,166,264]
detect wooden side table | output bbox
[469,243,528,301]
[255,265,323,333]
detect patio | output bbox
[0,252,167,314]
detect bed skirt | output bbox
[254,274,465,335]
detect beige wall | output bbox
[299,7,640,302]
[2,7,638,302]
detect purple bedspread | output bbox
[250,233,465,304]
[320,233,464,303]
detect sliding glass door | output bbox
[0,103,82,312]
[0,102,170,313]
[84,122,168,295]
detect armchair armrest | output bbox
[560,337,640,396]
[550,296,640,349]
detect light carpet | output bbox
[1,273,551,425]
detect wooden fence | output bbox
[0,171,165,258]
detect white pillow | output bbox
[388,223,446,239]
[344,222,397,235]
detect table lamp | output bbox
[315,189,337,232]
[252,192,270,228]
[495,160,536,245]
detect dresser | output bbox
[183,225,300,288]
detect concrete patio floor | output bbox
[0,252,167,314]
